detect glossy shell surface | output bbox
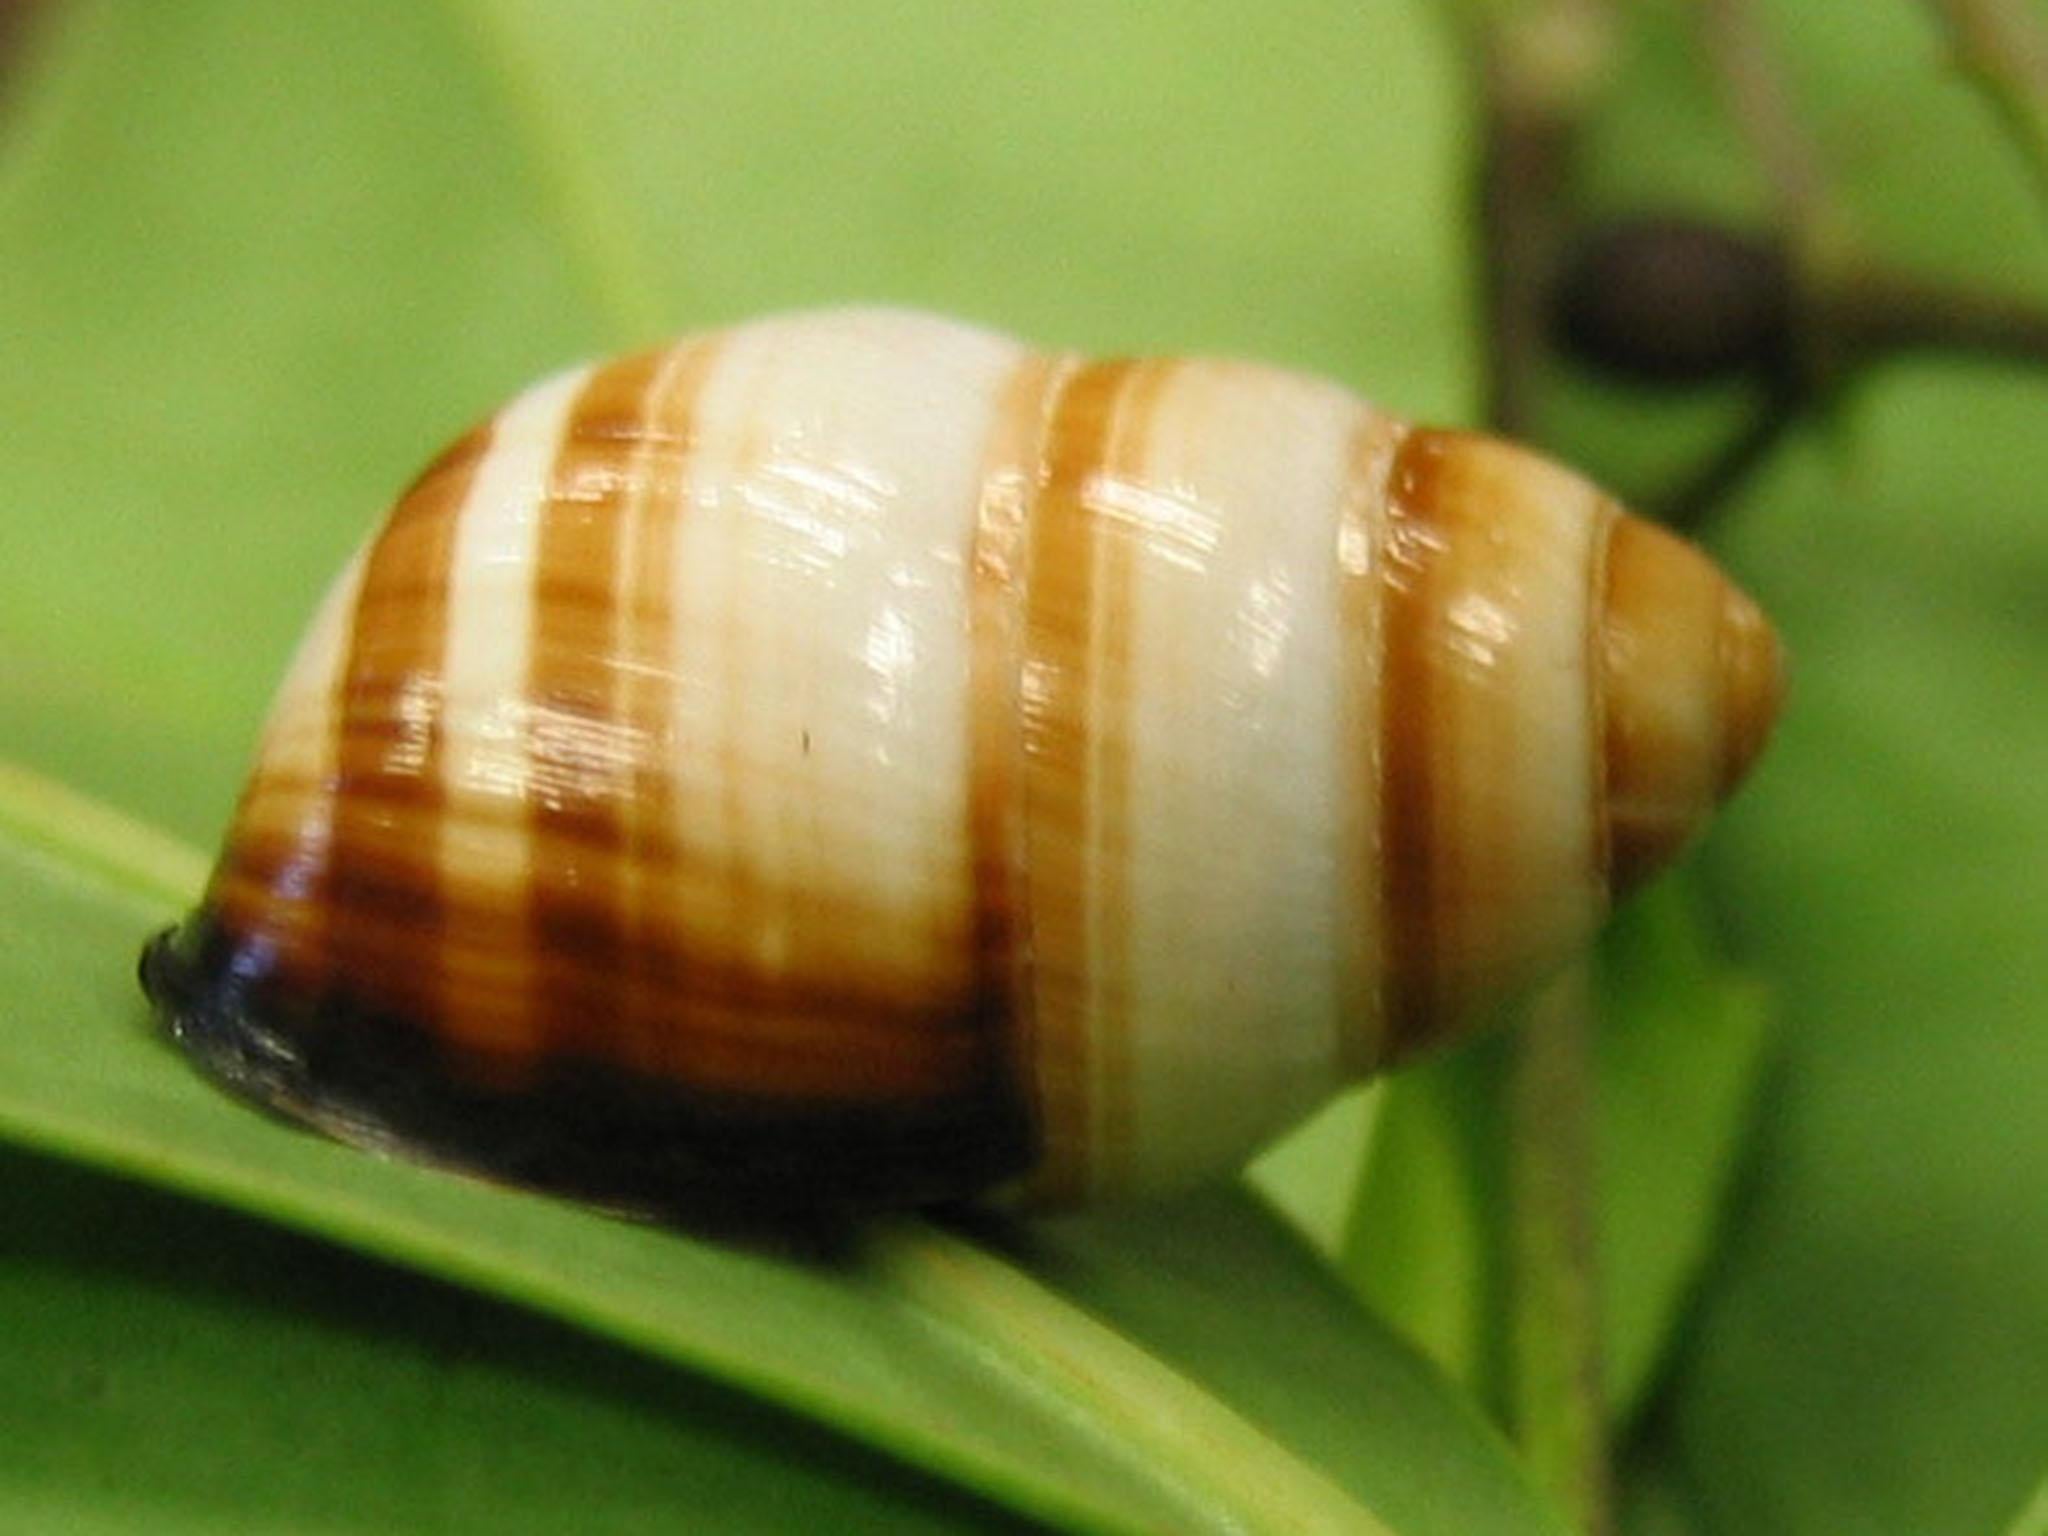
[142,308,1784,1212]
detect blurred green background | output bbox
[1,3,2044,1533]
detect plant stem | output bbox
[1462,3,1619,1528]
[1475,49,1566,431]
[1664,259,2048,529]
[1660,382,1802,532]
[1823,264,2048,368]
[1471,0,1611,432]
[1698,0,1832,226]
[1924,0,2048,210]
[0,759,208,911]
[1505,963,1614,1536]
[1697,0,2048,368]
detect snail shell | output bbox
[140,308,1783,1214]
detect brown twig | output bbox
[1697,0,1833,226]
[1471,0,1612,432]
[1669,0,2048,527]
[1924,0,2048,210]
[1825,264,2048,365]
[1660,379,1804,532]
[1661,254,2048,524]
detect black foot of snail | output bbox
[142,917,1032,1227]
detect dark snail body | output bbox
[141,915,1031,1217]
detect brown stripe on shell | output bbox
[1086,359,1173,1190]
[206,768,332,983]
[319,422,491,1036]
[602,352,1006,1108]
[1585,499,1619,897]
[1015,361,1122,1201]
[1380,431,1613,1057]
[525,349,669,1068]
[204,571,366,988]
[367,340,1035,1116]
[1598,512,1722,894]
[1334,409,1409,1074]
[1376,428,1456,1059]
[224,817,1005,1097]
[232,774,1008,1102]
[616,342,721,1080]
[966,351,1075,1184]
[1014,357,1147,1203]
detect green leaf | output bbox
[1588,889,1773,1423]
[0,774,1562,1534]
[1656,362,2048,1536]
[1335,885,1774,1428]
[1340,1025,1505,1405]
[1247,1085,1382,1260]
[1,1148,1031,1535]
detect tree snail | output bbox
[140,308,1784,1216]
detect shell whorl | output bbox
[148,308,1783,1211]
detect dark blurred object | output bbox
[1554,216,1795,385]
[0,0,47,97]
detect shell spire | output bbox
[140,308,1783,1215]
